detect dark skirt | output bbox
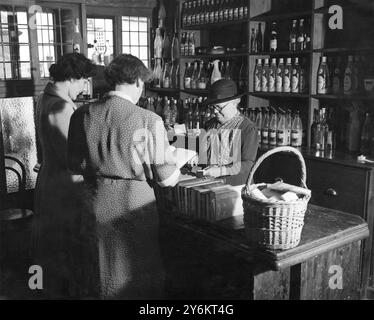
[92,177,164,299]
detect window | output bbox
[86,17,114,63]
[122,16,149,67]
[0,6,31,80]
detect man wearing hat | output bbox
[200,79,259,186]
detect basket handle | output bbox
[246,146,307,189]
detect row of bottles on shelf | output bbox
[254,57,308,94]
[317,55,371,95]
[180,32,196,56]
[184,59,248,91]
[182,0,248,27]
[185,97,213,133]
[153,27,180,61]
[152,59,180,89]
[250,18,311,53]
[311,107,335,151]
[246,107,304,147]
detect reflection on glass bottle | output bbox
[162,62,171,88]
[154,28,163,59]
[153,58,163,88]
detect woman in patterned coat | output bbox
[67,54,194,299]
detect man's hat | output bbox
[204,79,244,105]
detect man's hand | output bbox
[202,166,223,178]
[188,154,199,166]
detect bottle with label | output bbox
[211,59,222,84]
[197,61,207,89]
[154,28,163,59]
[256,23,263,53]
[180,32,187,56]
[255,108,263,143]
[277,111,287,146]
[171,30,180,62]
[344,55,354,95]
[250,28,257,53]
[191,61,199,89]
[253,59,262,92]
[162,62,171,88]
[184,62,193,89]
[233,0,239,20]
[297,18,305,51]
[153,58,163,88]
[317,108,328,150]
[269,109,278,147]
[317,56,329,94]
[268,58,277,92]
[311,109,319,149]
[182,2,188,27]
[283,58,292,93]
[261,108,270,146]
[172,62,180,89]
[218,0,225,22]
[238,0,245,19]
[276,58,284,93]
[332,56,342,94]
[214,0,220,23]
[299,58,307,93]
[209,0,216,23]
[270,22,278,52]
[243,0,248,18]
[291,110,303,147]
[289,20,297,51]
[291,57,300,93]
[286,109,292,146]
[360,112,372,155]
[261,58,270,92]
[188,32,196,56]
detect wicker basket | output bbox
[242,146,311,250]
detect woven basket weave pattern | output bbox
[242,147,311,250]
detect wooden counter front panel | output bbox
[306,160,367,218]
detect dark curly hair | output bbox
[104,54,152,87]
[49,53,97,82]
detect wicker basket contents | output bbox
[242,146,311,250]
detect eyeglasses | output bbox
[209,102,230,113]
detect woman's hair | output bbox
[104,54,152,87]
[49,53,97,82]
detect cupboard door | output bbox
[307,160,367,217]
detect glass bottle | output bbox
[269,109,278,147]
[311,109,319,149]
[184,62,193,89]
[268,58,277,93]
[191,61,199,89]
[250,28,257,53]
[277,111,287,146]
[261,58,270,92]
[283,57,292,93]
[154,27,163,59]
[270,21,278,52]
[291,57,300,93]
[158,0,167,29]
[344,55,354,95]
[153,58,163,88]
[299,58,307,93]
[162,62,171,88]
[317,56,329,94]
[255,108,263,143]
[256,23,263,53]
[291,110,303,147]
[254,58,262,92]
[197,61,207,89]
[209,0,216,23]
[332,56,342,94]
[172,62,180,89]
[162,31,171,60]
[286,109,293,146]
[261,108,270,146]
[222,60,232,80]
[276,58,284,93]
[297,18,305,51]
[219,0,225,22]
[163,98,171,129]
[171,29,180,62]
[289,19,297,51]
[188,32,196,56]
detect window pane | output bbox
[139,32,147,46]
[0,65,4,79]
[122,32,129,45]
[38,46,44,60]
[37,29,42,43]
[87,18,94,30]
[122,17,129,31]
[16,12,27,25]
[105,32,113,46]
[19,62,31,78]
[130,32,138,45]
[130,47,138,56]
[95,19,104,31]
[42,29,49,43]
[105,19,113,31]
[4,62,12,79]
[3,46,10,61]
[19,45,30,61]
[1,11,9,24]
[41,13,48,26]
[122,46,130,54]
[130,19,139,32]
[49,28,54,43]
[87,31,95,46]
[139,21,147,32]
[0,46,2,60]
[139,47,148,60]
[47,46,55,61]
[18,27,29,43]
[2,28,9,43]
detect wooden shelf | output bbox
[312,94,374,101]
[250,92,309,99]
[181,89,209,96]
[313,48,374,54]
[181,52,248,59]
[249,50,311,56]
[181,19,249,30]
[145,86,180,94]
[250,10,312,22]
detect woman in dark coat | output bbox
[67,54,194,299]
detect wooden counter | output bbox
[159,204,369,300]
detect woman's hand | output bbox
[202,166,223,178]
[188,154,199,167]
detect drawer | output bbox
[307,160,367,217]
